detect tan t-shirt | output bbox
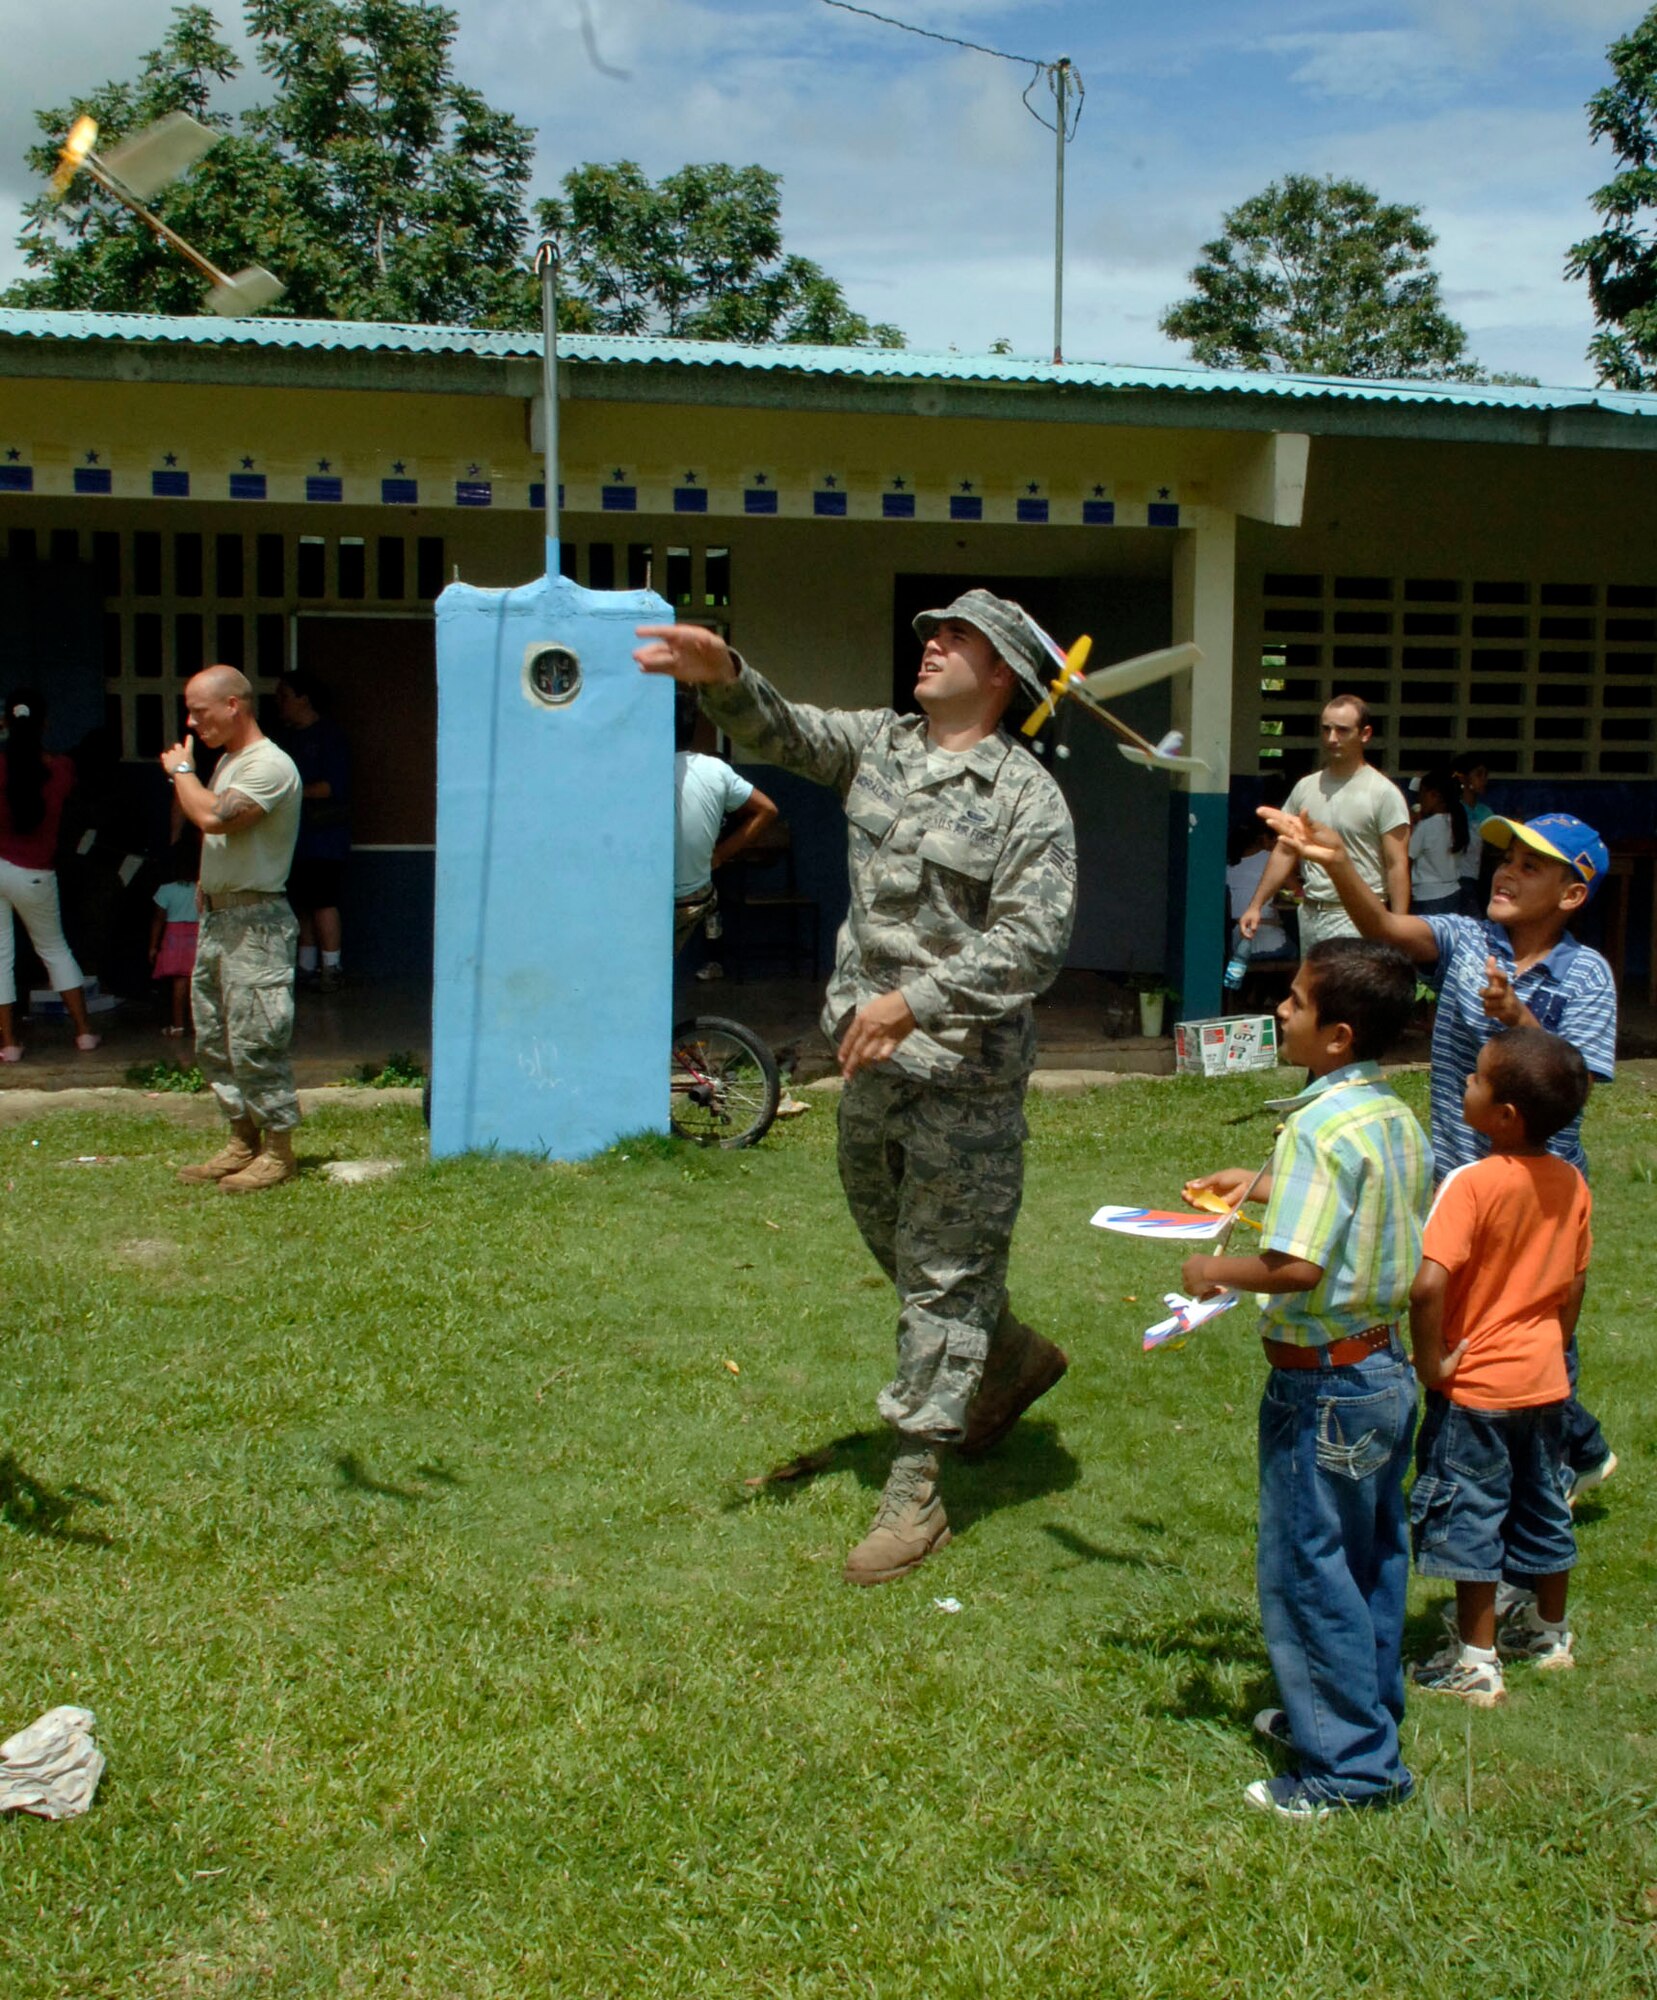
[1286,762,1410,903]
[198,737,302,895]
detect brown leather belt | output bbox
[204,890,286,912]
[1264,1324,1396,1370]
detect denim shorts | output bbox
[1409,1393,1577,1581]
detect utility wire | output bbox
[818,0,1045,68]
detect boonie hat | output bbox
[1479,811,1609,899]
[912,589,1052,709]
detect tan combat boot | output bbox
[177,1117,260,1185]
[959,1310,1069,1460]
[843,1448,951,1586]
[219,1127,297,1193]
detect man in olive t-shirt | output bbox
[1240,695,1411,950]
[161,666,304,1192]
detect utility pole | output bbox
[1053,55,1070,364]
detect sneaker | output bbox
[1439,1581,1534,1640]
[1410,1643,1505,1707]
[1252,1707,1295,1752]
[1496,1606,1575,1671]
[1567,1451,1617,1509]
[694,962,724,982]
[75,1033,101,1052]
[1243,1775,1332,1821]
[317,966,342,993]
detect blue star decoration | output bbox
[821,474,838,488]
[241,456,256,471]
[1157,487,1171,500]
[317,458,332,472]
[683,471,699,484]
[163,452,179,467]
[391,460,406,475]
[612,468,625,481]
[1092,483,1107,497]
[752,471,769,485]
[890,476,906,491]
[4,448,19,462]
[1026,481,1041,495]
[467,462,482,478]
[958,479,974,493]
[84,450,100,465]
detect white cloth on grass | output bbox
[0,1706,105,1819]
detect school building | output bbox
[2,306,1655,1020]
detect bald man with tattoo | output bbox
[162,667,304,1191]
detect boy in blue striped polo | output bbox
[1257,806,1617,1504]
[1184,939,1430,1820]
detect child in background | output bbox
[149,836,200,1036]
[1183,939,1430,1819]
[1225,824,1288,959]
[1408,1029,1592,1705]
[1407,767,1468,917]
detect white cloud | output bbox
[1261,29,1451,104]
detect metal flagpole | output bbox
[534,239,561,577]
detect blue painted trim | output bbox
[455,480,492,507]
[882,492,915,519]
[1177,791,1228,1021]
[1082,499,1115,525]
[1148,502,1180,528]
[950,495,982,521]
[744,488,778,515]
[306,475,343,502]
[1017,497,1049,524]
[382,477,418,505]
[73,467,111,495]
[813,490,847,517]
[674,487,708,512]
[530,482,546,511]
[230,472,266,500]
[151,469,190,497]
[601,484,636,510]
[0,465,32,492]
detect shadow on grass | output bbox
[0,1455,113,1546]
[1040,1523,1182,1573]
[334,1452,462,1503]
[727,1420,1081,1532]
[1092,1608,1275,1724]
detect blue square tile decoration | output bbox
[744,488,778,515]
[74,467,112,496]
[230,473,267,501]
[949,494,982,522]
[813,490,847,517]
[1082,499,1115,525]
[529,482,545,511]
[674,486,708,513]
[456,480,492,508]
[306,475,343,503]
[882,492,915,519]
[152,469,190,498]
[381,477,418,505]
[0,466,32,493]
[1148,502,1180,528]
[601,484,636,511]
[1016,498,1049,524]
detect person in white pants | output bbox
[0,691,99,1061]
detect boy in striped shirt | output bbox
[1184,939,1430,1819]
[1256,805,1616,1505]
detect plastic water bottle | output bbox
[1223,939,1251,991]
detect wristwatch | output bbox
[170,761,194,777]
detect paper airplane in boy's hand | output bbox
[1018,618,1209,775]
[1090,1204,1233,1241]
[1143,1290,1240,1351]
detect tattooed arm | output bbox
[169,776,267,838]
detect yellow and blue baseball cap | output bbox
[1479,811,1609,898]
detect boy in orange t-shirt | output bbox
[1406,1028,1592,1706]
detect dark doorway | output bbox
[893,573,1175,974]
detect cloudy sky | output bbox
[0,0,1640,385]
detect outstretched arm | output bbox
[1258,807,1439,964]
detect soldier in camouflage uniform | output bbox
[635,591,1077,1584]
[162,667,304,1192]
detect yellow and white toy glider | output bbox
[1019,616,1208,774]
[51,111,283,318]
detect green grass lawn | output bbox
[2,1073,1654,1998]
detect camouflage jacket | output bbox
[701,659,1077,1085]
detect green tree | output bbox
[1569,8,1657,390]
[1160,173,1488,381]
[6,1,536,327]
[535,161,903,347]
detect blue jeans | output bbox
[1558,1331,1609,1479]
[1412,1393,1576,1581]
[1257,1341,1418,1805]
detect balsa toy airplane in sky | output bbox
[1018,616,1209,775]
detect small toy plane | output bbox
[1018,614,1208,774]
[51,111,283,318]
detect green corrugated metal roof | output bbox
[3,306,1655,420]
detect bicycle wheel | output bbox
[670,1015,781,1148]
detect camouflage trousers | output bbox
[837,1068,1028,1446]
[192,899,301,1133]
